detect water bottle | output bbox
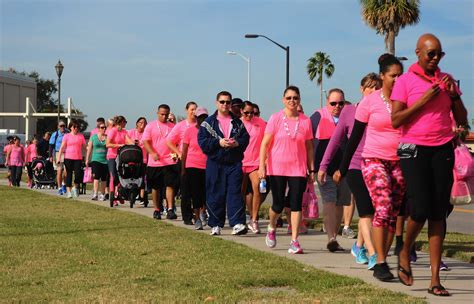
[259,178,267,193]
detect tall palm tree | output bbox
[307,52,335,108]
[360,0,420,55]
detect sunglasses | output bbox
[426,50,445,60]
[253,112,260,116]
[218,100,231,105]
[285,96,300,101]
[243,111,254,116]
[329,101,345,107]
[99,126,106,129]
[71,125,78,129]
[59,125,65,128]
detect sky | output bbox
[1,0,473,130]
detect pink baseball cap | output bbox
[195,107,208,117]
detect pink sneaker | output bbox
[265,226,277,248]
[288,240,304,254]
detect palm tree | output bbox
[360,0,420,55]
[307,52,335,108]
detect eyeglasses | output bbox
[426,50,445,60]
[243,111,254,116]
[71,125,78,129]
[329,101,345,107]
[253,112,260,116]
[218,100,231,105]
[99,126,106,129]
[285,96,300,101]
[59,125,65,128]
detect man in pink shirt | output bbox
[143,104,179,220]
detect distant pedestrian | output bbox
[6,136,25,187]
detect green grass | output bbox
[0,186,422,303]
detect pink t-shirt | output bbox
[128,128,147,163]
[167,119,196,150]
[4,144,12,165]
[182,126,207,169]
[391,71,456,146]
[142,120,176,167]
[242,117,266,167]
[9,145,25,166]
[356,90,400,160]
[62,133,86,160]
[26,144,37,162]
[106,127,128,160]
[265,111,313,177]
[217,114,232,139]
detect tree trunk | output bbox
[386,30,395,55]
[320,77,323,109]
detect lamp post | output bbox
[245,34,289,88]
[226,51,251,100]
[55,60,64,125]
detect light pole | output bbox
[245,34,289,89]
[55,60,64,125]
[226,51,251,101]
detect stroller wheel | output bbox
[129,192,136,208]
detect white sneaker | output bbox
[71,188,78,198]
[66,192,72,199]
[210,226,221,236]
[232,223,248,235]
[98,194,105,201]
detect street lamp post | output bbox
[55,60,64,125]
[245,34,289,88]
[226,51,251,100]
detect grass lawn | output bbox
[0,186,423,303]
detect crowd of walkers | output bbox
[3,33,468,297]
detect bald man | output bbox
[391,33,467,296]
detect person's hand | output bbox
[85,160,89,167]
[258,166,266,180]
[219,138,230,148]
[420,83,441,104]
[317,170,327,185]
[308,172,315,183]
[151,153,159,161]
[333,170,342,185]
[441,75,458,98]
[228,138,239,148]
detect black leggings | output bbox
[9,166,23,186]
[64,159,83,187]
[346,169,374,217]
[269,175,307,213]
[400,142,454,222]
[181,168,206,221]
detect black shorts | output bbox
[91,161,108,181]
[181,167,206,209]
[146,164,179,190]
[346,169,374,217]
[269,175,307,213]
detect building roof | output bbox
[0,70,37,84]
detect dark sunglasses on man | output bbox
[426,50,445,60]
[329,101,345,107]
[218,100,231,105]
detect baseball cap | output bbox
[195,107,208,117]
[231,98,243,106]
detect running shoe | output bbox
[71,188,78,198]
[373,262,394,281]
[356,248,369,265]
[183,219,194,225]
[153,210,162,220]
[194,219,203,230]
[265,226,277,248]
[91,193,98,201]
[342,227,356,239]
[351,242,361,257]
[210,226,221,236]
[288,240,304,254]
[368,254,377,270]
[248,220,260,234]
[66,192,72,199]
[104,193,109,200]
[232,224,248,235]
[61,185,66,194]
[430,260,449,271]
[58,188,64,195]
[166,209,178,220]
[327,239,344,252]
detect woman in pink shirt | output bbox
[25,137,38,188]
[57,120,86,198]
[106,115,133,204]
[241,101,266,234]
[180,107,208,230]
[340,54,405,282]
[391,34,468,295]
[259,86,315,254]
[6,136,25,187]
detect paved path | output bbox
[5,184,474,303]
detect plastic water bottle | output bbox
[259,178,267,193]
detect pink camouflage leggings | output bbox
[361,158,406,232]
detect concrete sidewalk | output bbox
[8,184,474,303]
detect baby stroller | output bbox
[114,145,146,208]
[31,158,56,189]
